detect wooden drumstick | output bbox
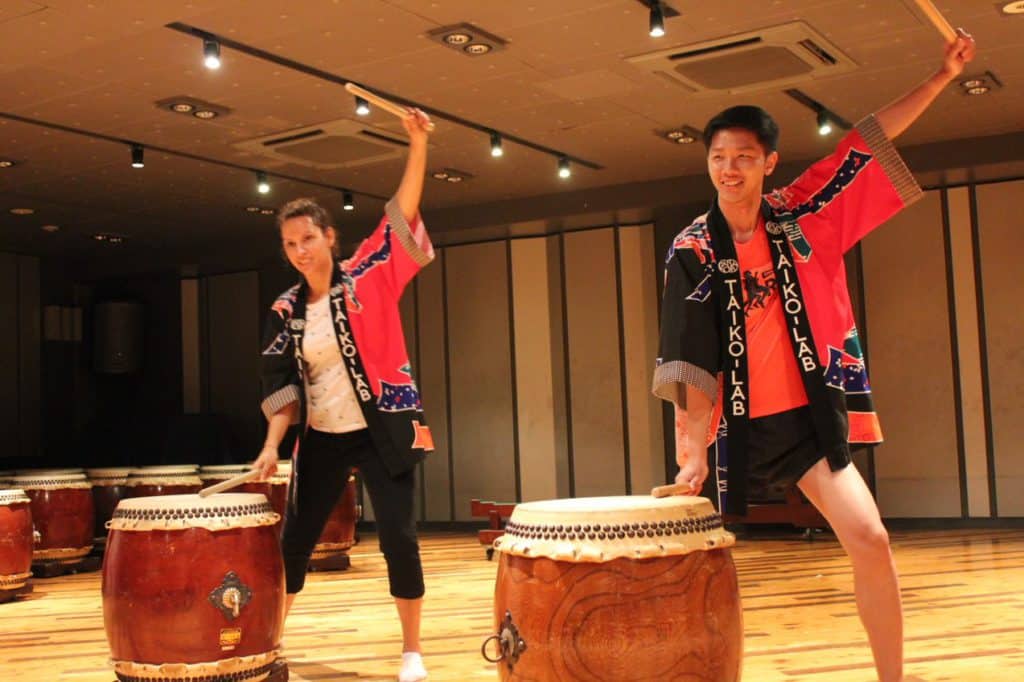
[198,469,261,498]
[344,82,435,131]
[650,482,694,498]
[911,0,957,43]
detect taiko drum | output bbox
[10,469,94,567]
[0,489,33,601]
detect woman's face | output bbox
[280,216,336,277]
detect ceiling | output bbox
[0,0,1021,275]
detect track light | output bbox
[490,132,504,158]
[256,171,270,194]
[203,39,221,70]
[649,2,666,38]
[130,144,144,169]
[558,156,571,179]
[354,96,370,116]
[343,191,355,211]
[816,110,834,136]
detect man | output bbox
[653,30,975,682]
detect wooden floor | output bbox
[2,529,1023,681]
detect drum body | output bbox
[102,493,284,682]
[0,489,33,598]
[200,465,271,498]
[489,496,742,682]
[10,469,94,566]
[127,465,202,498]
[86,468,133,541]
[311,473,359,562]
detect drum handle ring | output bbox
[480,634,503,663]
[480,610,527,669]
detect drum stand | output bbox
[108,658,288,682]
[0,583,33,603]
[308,553,351,572]
[32,554,102,579]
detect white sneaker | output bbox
[398,651,427,682]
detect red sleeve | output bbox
[346,197,435,299]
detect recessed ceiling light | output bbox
[431,171,449,180]
[966,86,990,96]
[444,33,472,45]
[430,23,506,56]
[245,206,260,213]
[193,109,218,119]
[446,175,463,183]
[0,159,15,168]
[171,102,195,113]
[93,234,107,241]
[260,208,275,215]
[1001,1,1024,15]
[464,43,492,55]
[9,207,34,215]
[961,78,985,89]
[108,235,124,244]
[41,224,59,233]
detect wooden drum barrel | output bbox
[127,465,202,497]
[103,493,285,681]
[86,468,133,542]
[0,489,33,601]
[200,465,271,499]
[266,460,291,521]
[10,469,94,568]
[485,495,742,681]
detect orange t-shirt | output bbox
[734,220,809,418]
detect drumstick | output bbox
[344,82,435,131]
[911,0,957,43]
[198,469,261,498]
[650,482,694,498]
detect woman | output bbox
[254,108,435,682]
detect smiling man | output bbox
[653,30,975,682]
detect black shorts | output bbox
[745,406,851,502]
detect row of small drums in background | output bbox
[0,463,359,601]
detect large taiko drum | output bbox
[103,493,285,681]
[266,460,291,521]
[485,495,742,681]
[200,465,271,498]
[10,469,94,568]
[311,472,360,566]
[86,468,133,542]
[127,465,202,497]
[0,489,33,601]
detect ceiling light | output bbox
[343,191,355,211]
[1001,1,1024,14]
[464,44,491,55]
[131,144,145,169]
[444,32,472,45]
[816,110,834,136]
[93,234,107,241]
[649,2,666,38]
[665,128,697,144]
[203,39,221,70]
[10,208,34,215]
[558,156,571,179]
[355,96,370,116]
[193,109,218,120]
[260,208,275,216]
[170,102,195,113]
[246,206,260,213]
[256,171,270,194]
[446,175,463,183]
[961,78,985,89]
[41,224,59,233]
[966,86,990,96]
[431,171,449,180]
[490,132,504,158]
[0,159,16,168]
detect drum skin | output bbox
[0,492,33,594]
[127,466,202,498]
[199,466,271,499]
[492,549,742,681]
[102,495,285,677]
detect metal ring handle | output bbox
[480,634,505,663]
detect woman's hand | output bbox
[675,439,709,495]
[252,445,279,481]
[402,107,433,145]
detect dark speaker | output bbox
[94,302,144,374]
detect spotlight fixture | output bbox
[93,232,125,244]
[9,207,34,215]
[343,191,355,211]
[558,156,571,179]
[41,224,59,233]
[444,33,472,45]
[203,39,221,70]
[428,23,507,56]
[430,168,472,183]
[130,144,145,168]
[662,125,700,145]
[245,206,260,213]
[256,171,270,194]
[649,2,666,37]
[355,96,370,116]
[490,132,504,158]
[816,110,834,136]
[957,71,1002,97]
[259,209,275,216]
[1001,1,1024,15]
[193,109,218,120]
[0,159,17,168]
[464,44,492,55]
[171,102,195,113]
[431,171,449,181]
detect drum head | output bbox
[0,489,30,505]
[9,470,90,489]
[109,493,279,531]
[496,494,733,562]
